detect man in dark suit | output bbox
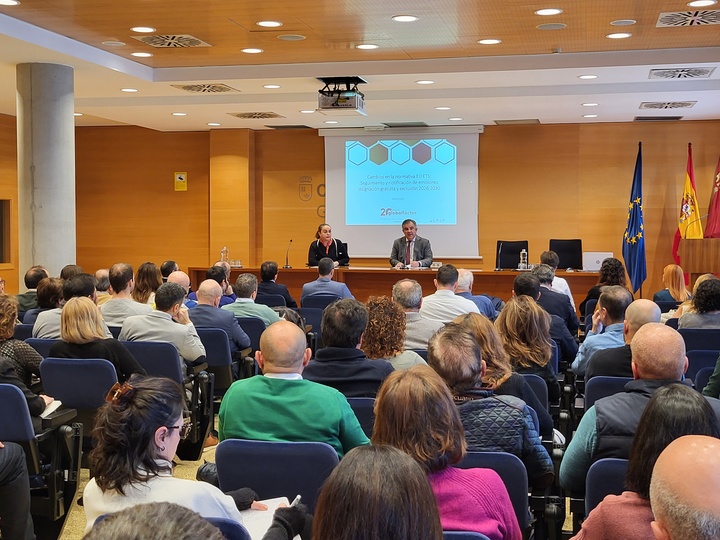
[188,279,251,354]
[389,219,433,268]
[533,264,579,335]
[257,260,297,308]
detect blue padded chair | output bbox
[216,439,339,513]
[25,338,59,358]
[686,350,720,381]
[236,317,266,353]
[346,397,375,438]
[584,376,632,410]
[444,533,491,540]
[456,451,530,532]
[205,517,252,540]
[13,323,33,340]
[40,358,117,410]
[120,341,184,382]
[197,327,234,393]
[301,294,340,310]
[296,307,324,354]
[654,301,680,313]
[665,318,679,329]
[521,373,549,413]
[678,329,720,353]
[695,366,714,394]
[585,458,628,515]
[584,299,598,334]
[255,293,286,307]
[412,349,429,361]
[107,326,122,339]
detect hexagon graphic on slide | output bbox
[435,141,456,165]
[369,143,389,165]
[390,142,411,165]
[347,142,368,165]
[412,142,431,164]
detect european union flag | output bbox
[623,142,646,293]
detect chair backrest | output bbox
[302,294,340,310]
[585,458,628,515]
[40,357,118,409]
[584,299,598,332]
[495,240,528,270]
[679,329,720,353]
[549,340,559,374]
[13,323,34,341]
[654,300,681,313]
[205,517,252,540]
[255,293,287,307]
[197,328,234,392]
[665,317,679,329]
[107,326,122,339]
[296,307,322,334]
[412,349,428,361]
[456,451,530,531]
[521,373,549,412]
[549,239,583,270]
[0,383,35,441]
[443,533,491,540]
[121,341,184,382]
[235,317,266,352]
[346,397,375,438]
[695,366,714,394]
[686,350,720,381]
[216,439,339,512]
[25,337,59,358]
[585,376,632,410]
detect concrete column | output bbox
[16,63,76,285]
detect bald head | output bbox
[257,320,311,372]
[392,279,422,311]
[167,271,191,292]
[625,299,662,342]
[213,261,231,280]
[650,435,720,540]
[631,323,686,381]
[196,279,222,306]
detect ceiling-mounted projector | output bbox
[317,76,367,116]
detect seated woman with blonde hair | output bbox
[653,264,691,303]
[362,296,426,370]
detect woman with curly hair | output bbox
[495,295,559,402]
[362,296,426,370]
[653,264,691,303]
[132,262,163,305]
[0,294,43,388]
[579,257,630,316]
[678,277,720,329]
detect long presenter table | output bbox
[189,266,598,310]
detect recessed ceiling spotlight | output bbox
[578,74,598,80]
[449,117,463,121]
[131,52,153,58]
[582,102,599,107]
[172,112,187,116]
[121,88,138,92]
[607,32,631,39]
[583,114,598,118]
[208,122,221,126]
[300,110,315,114]
[130,26,156,33]
[242,48,264,54]
[535,8,563,16]
[392,15,418,22]
[257,20,283,27]
[416,80,434,85]
[688,0,716,6]
[324,120,338,124]
[102,40,126,47]
[357,44,379,50]
[0,0,21,5]
[611,19,637,26]
[277,34,306,41]
[477,39,502,45]
[435,106,451,111]
[74,113,83,117]
[263,84,281,89]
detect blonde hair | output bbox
[0,294,18,340]
[662,264,691,302]
[452,312,512,388]
[61,297,106,344]
[495,295,552,369]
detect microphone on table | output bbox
[495,241,503,271]
[283,239,293,269]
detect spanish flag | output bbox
[672,143,703,264]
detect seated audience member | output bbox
[578,257,629,316]
[22,276,63,325]
[0,294,43,387]
[585,299,660,380]
[533,264,579,335]
[0,356,53,431]
[222,273,281,327]
[218,321,368,457]
[653,264,691,304]
[512,273,578,370]
[362,296,426,371]
[650,435,720,540]
[307,223,350,268]
[455,269,497,320]
[572,285,633,376]
[50,297,145,382]
[120,282,206,368]
[167,270,197,308]
[391,278,444,350]
[258,261,297,308]
[0,441,34,540]
[372,365,521,539]
[94,268,112,306]
[132,262,162,305]
[303,299,394,397]
[454,312,554,439]
[678,277,720,329]
[100,263,153,327]
[389,219,433,268]
[187,262,236,306]
[495,293,561,403]
[427,325,554,487]
[33,273,113,339]
[60,264,84,281]
[570,384,720,540]
[300,258,354,304]
[673,273,715,319]
[188,279,250,354]
[540,250,576,310]
[83,376,265,533]
[16,265,48,314]
[560,323,720,492]
[160,260,178,283]
[419,264,479,324]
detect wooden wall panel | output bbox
[75,126,210,274]
[0,114,19,294]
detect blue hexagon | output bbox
[390,142,411,165]
[435,142,456,165]
[347,142,368,165]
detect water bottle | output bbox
[220,246,229,262]
[519,249,528,270]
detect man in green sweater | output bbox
[218,320,369,458]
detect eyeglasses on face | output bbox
[169,419,192,440]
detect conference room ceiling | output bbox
[0,0,718,132]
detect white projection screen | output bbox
[323,129,480,260]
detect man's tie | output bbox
[405,241,411,266]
